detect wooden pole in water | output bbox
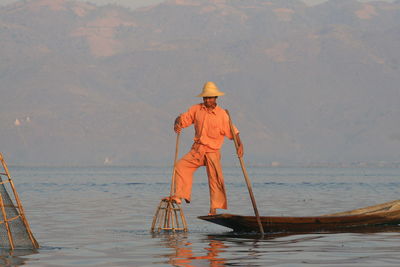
[225,110,264,236]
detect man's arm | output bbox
[174,105,198,133]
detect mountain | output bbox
[1,0,400,166]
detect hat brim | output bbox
[196,92,225,97]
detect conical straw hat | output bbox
[196,81,225,97]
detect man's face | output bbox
[203,96,217,109]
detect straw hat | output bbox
[196,81,225,97]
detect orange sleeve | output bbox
[222,110,239,140]
[227,123,239,140]
[179,105,197,128]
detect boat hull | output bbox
[198,200,400,233]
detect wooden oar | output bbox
[226,110,264,235]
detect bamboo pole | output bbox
[225,110,264,236]
[179,206,188,232]
[169,133,180,198]
[173,206,180,229]
[170,204,176,232]
[163,204,169,229]
[151,200,163,232]
[0,153,39,248]
[157,209,162,231]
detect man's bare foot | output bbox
[162,196,182,204]
[170,196,182,204]
[208,208,216,215]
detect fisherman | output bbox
[168,81,243,215]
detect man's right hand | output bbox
[174,116,181,133]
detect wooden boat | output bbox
[198,200,400,233]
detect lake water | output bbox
[2,165,400,266]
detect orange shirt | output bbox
[179,103,239,151]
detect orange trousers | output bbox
[174,145,227,210]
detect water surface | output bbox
[2,166,400,266]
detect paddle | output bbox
[226,110,264,236]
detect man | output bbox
[169,81,243,215]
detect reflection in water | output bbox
[0,249,37,266]
[207,225,400,241]
[153,232,317,266]
[155,233,227,267]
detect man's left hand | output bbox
[236,133,244,157]
[237,143,244,157]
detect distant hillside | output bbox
[1,0,400,166]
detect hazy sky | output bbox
[0,0,395,9]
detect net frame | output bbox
[0,153,39,250]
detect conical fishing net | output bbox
[0,176,35,249]
[0,153,38,250]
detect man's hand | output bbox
[236,133,244,157]
[237,143,244,157]
[174,116,182,133]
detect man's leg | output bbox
[174,150,203,203]
[205,152,227,215]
